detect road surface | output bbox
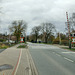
[28,43,75,75]
[0,49,5,53]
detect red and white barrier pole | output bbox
[66,12,71,49]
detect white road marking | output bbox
[56,54,61,56]
[53,52,55,54]
[14,49,22,75]
[26,49,31,75]
[62,52,75,54]
[64,57,74,62]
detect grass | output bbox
[9,44,17,47]
[0,44,9,49]
[0,47,7,49]
[61,47,75,51]
[17,45,27,48]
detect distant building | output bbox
[0,33,17,43]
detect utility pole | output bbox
[66,12,71,49]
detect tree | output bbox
[56,33,68,40]
[31,26,41,42]
[9,20,27,43]
[65,13,75,33]
[41,22,55,43]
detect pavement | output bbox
[28,42,75,75]
[0,44,32,75]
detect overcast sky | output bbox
[0,0,75,35]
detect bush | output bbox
[0,42,3,45]
[0,44,9,49]
[31,40,34,43]
[61,40,69,46]
[0,39,6,42]
[52,39,59,44]
[17,45,27,48]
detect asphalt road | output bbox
[0,49,5,53]
[28,43,75,75]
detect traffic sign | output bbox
[72,37,75,44]
[20,37,24,43]
[71,33,75,37]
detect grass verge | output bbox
[17,45,27,48]
[61,47,75,51]
[0,44,9,49]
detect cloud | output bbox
[1,0,75,35]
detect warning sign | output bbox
[72,37,75,44]
[21,38,23,41]
[20,37,24,43]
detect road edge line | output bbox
[26,48,39,75]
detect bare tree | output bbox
[41,22,55,43]
[31,26,41,42]
[9,20,27,43]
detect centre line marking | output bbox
[56,54,61,56]
[53,52,55,54]
[12,48,22,75]
[64,57,74,62]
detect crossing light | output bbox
[70,33,75,37]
